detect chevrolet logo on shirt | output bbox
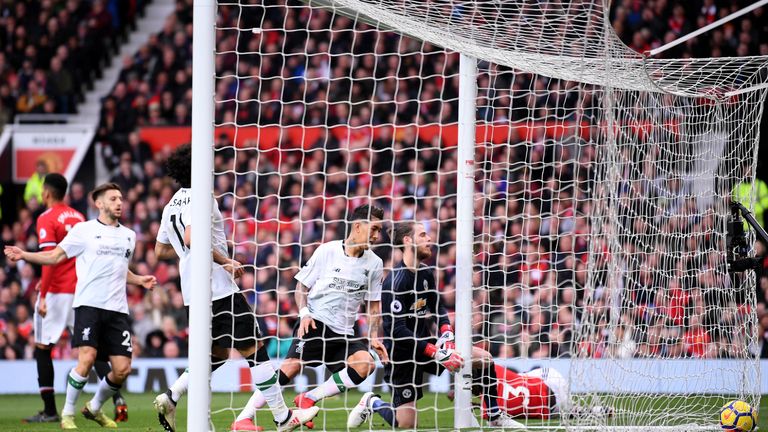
[410,298,427,311]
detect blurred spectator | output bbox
[110,152,142,193]
[144,330,166,358]
[163,340,181,358]
[23,161,48,205]
[68,182,89,217]
[46,57,75,113]
[132,303,155,348]
[16,80,48,114]
[126,131,153,167]
[733,164,768,228]
[0,333,17,360]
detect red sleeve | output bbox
[36,215,58,250]
[495,364,518,381]
[36,214,56,298]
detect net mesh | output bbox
[208,0,768,429]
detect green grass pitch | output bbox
[0,391,451,431]
[0,392,765,431]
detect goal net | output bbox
[198,0,768,430]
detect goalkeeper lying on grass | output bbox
[347,221,523,429]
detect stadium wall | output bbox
[1,358,767,395]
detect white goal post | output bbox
[454,52,478,429]
[187,0,768,430]
[188,0,216,431]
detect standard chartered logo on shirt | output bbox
[97,245,131,257]
[328,276,365,292]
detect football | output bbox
[720,400,757,431]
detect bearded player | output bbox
[22,174,129,424]
[5,183,156,429]
[347,221,523,429]
[234,204,389,429]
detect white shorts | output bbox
[523,367,570,413]
[34,293,75,345]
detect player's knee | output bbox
[280,359,301,378]
[78,350,98,367]
[396,412,416,429]
[349,352,374,377]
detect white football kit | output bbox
[58,220,136,314]
[295,240,383,335]
[157,188,238,305]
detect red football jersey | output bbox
[488,365,553,419]
[36,204,85,297]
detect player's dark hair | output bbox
[90,182,122,201]
[349,204,384,222]
[43,173,68,201]
[392,221,416,250]
[165,144,192,188]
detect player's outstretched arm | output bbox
[4,245,68,266]
[127,270,157,290]
[367,300,389,364]
[295,282,316,338]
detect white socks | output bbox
[236,390,266,421]
[169,369,190,403]
[306,368,356,402]
[63,370,87,416]
[89,377,119,411]
[251,363,290,424]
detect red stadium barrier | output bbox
[139,123,593,153]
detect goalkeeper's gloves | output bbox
[424,343,464,373]
[437,324,455,350]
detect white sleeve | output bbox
[295,244,325,288]
[365,261,383,301]
[58,224,86,258]
[181,203,193,228]
[157,212,170,244]
[128,231,136,260]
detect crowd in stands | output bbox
[0,0,144,129]
[2,0,768,364]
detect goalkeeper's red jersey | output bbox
[490,365,554,419]
[36,203,85,297]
